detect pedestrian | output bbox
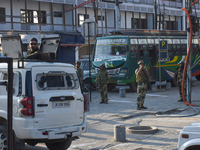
[177,61,187,102]
[135,60,149,110]
[25,37,40,59]
[76,61,84,85]
[96,64,109,104]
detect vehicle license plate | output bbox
[52,101,70,108]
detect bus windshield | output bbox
[94,38,128,61]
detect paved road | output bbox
[69,80,200,150]
[23,79,200,150]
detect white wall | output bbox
[176,16,181,31]
[126,12,132,29]
[147,13,153,29]
[65,5,73,25]
[106,10,114,28]
[121,11,125,28]
[53,3,63,25]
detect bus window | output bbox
[130,45,139,58]
[168,45,173,57]
[149,45,156,57]
[176,45,181,55]
[173,45,181,56]
[192,44,199,55]
[139,45,148,57]
[182,45,187,55]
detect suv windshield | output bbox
[36,71,79,90]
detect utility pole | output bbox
[115,0,121,30]
[154,0,157,30]
[186,0,192,103]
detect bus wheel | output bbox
[171,70,178,87]
[128,81,137,92]
[195,74,200,80]
[107,83,116,92]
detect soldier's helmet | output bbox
[180,61,185,65]
[138,60,144,65]
[100,64,106,68]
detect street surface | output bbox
[23,79,200,150]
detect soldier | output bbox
[177,61,187,102]
[76,62,84,85]
[135,60,149,110]
[96,64,109,104]
[25,37,40,59]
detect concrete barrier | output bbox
[119,88,126,98]
[114,124,126,142]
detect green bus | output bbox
[91,33,200,91]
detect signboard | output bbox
[159,40,168,60]
[160,40,168,50]
[81,19,97,40]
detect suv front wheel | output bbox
[45,138,72,150]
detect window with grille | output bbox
[20,9,46,24]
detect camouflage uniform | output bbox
[96,69,109,103]
[77,68,84,84]
[177,68,187,101]
[135,68,148,107]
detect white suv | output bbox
[177,122,200,150]
[0,36,88,150]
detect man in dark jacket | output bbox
[96,64,109,104]
[25,37,40,59]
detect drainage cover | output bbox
[126,126,158,134]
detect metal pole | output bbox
[186,0,192,103]
[154,0,157,29]
[187,20,192,103]
[101,0,104,36]
[88,23,91,102]
[159,38,161,91]
[7,58,13,150]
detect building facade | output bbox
[0,0,200,60]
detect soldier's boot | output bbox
[99,100,105,104]
[141,104,147,109]
[105,98,109,104]
[137,104,141,110]
[178,99,183,102]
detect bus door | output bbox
[138,39,148,57]
[172,39,181,56]
[180,39,187,55]
[147,39,156,81]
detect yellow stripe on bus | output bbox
[156,64,178,67]
[166,56,178,63]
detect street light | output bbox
[81,19,97,102]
